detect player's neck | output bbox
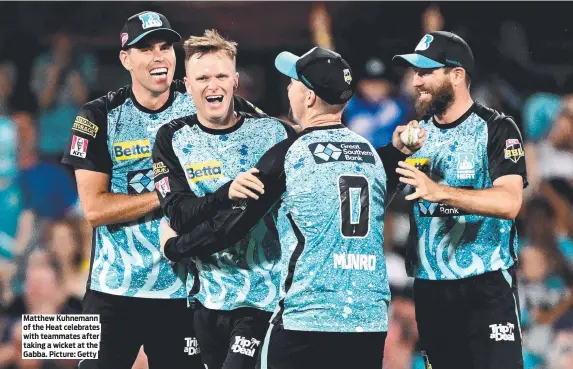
[131,83,171,111]
[300,112,343,130]
[196,104,239,130]
[434,93,473,125]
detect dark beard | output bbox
[415,81,455,119]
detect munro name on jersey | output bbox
[309,142,376,164]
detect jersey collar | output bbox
[191,111,246,135]
[130,84,176,114]
[300,123,345,136]
[431,103,476,130]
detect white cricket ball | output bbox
[400,125,421,147]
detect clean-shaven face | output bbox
[124,39,176,95]
[185,51,238,124]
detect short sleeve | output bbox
[486,117,528,187]
[61,100,112,174]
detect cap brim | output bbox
[275,51,300,80]
[392,53,445,69]
[127,28,181,47]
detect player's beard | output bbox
[415,79,455,119]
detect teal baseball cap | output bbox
[120,11,181,50]
[393,31,475,75]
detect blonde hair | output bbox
[183,29,238,63]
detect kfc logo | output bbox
[70,135,88,158]
[155,177,171,198]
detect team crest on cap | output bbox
[343,69,352,84]
[415,34,434,51]
[139,12,162,29]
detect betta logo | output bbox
[184,161,223,183]
[113,140,151,161]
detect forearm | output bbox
[553,293,573,318]
[0,345,14,366]
[165,184,283,261]
[540,182,573,235]
[84,191,160,227]
[162,183,231,233]
[71,74,88,104]
[0,74,12,99]
[538,293,573,324]
[438,185,520,220]
[12,210,35,255]
[523,142,540,191]
[39,74,60,108]
[163,142,289,261]
[164,219,228,261]
[71,84,88,105]
[310,3,334,50]
[378,143,408,193]
[165,205,264,261]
